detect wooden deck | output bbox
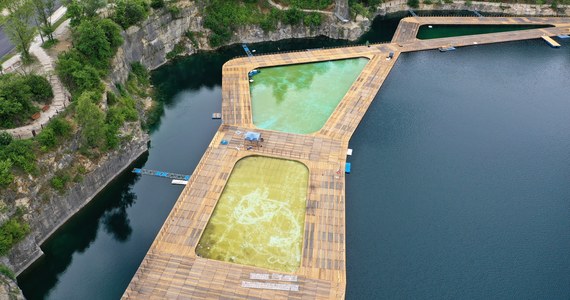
[123,16,570,299]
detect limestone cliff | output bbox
[110,5,369,85]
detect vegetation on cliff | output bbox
[0,74,54,129]
[200,0,324,47]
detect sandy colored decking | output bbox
[123,17,570,299]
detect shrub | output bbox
[0,160,14,188]
[50,171,71,191]
[76,91,105,148]
[25,75,54,104]
[304,12,323,27]
[0,132,12,146]
[150,0,165,9]
[0,214,30,256]
[407,0,420,8]
[113,0,150,29]
[0,264,15,280]
[37,127,57,150]
[284,7,304,25]
[0,140,36,174]
[48,117,73,138]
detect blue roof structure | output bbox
[244,131,261,141]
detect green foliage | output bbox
[303,12,323,27]
[443,0,453,3]
[112,0,150,29]
[423,0,433,4]
[166,42,185,60]
[66,0,107,26]
[50,171,70,191]
[407,0,420,8]
[0,264,15,280]
[36,117,72,150]
[0,139,36,173]
[168,4,181,18]
[130,62,149,85]
[350,2,369,18]
[0,212,30,256]
[26,75,54,104]
[150,0,165,9]
[0,132,12,146]
[284,7,303,25]
[0,73,53,128]
[73,19,112,69]
[99,18,124,51]
[76,91,105,148]
[0,159,14,188]
[203,0,262,47]
[56,50,103,96]
[37,127,57,149]
[56,18,121,95]
[48,117,73,138]
[32,0,57,42]
[278,0,332,9]
[2,0,36,62]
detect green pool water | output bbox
[195,156,309,272]
[250,58,369,134]
[416,24,552,40]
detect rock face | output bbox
[375,0,570,16]
[0,274,23,300]
[0,129,149,275]
[110,6,369,85]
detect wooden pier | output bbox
[123,16,570,299]
[542,35,561,47]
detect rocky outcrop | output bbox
[0,274,23,300]
[376,0,569,16]
[0,126,149,274]
[110,5,369,85]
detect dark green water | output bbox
[417,24,553,39]
[346,38,570,298]
[18,16,570,299]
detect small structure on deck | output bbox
[243,131,263,149]
[387,52,394,60]
[542,36,561,48]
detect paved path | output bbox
[123,16,570,299]
[1,7,70,139]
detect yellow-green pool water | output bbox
[196,156,309,272]
[250,58,369,134]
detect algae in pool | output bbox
[250,58,369,134]
[196,156,308,272]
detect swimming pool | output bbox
[195,156,309,272]
[250,58,369,134]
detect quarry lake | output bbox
[18,18,570,300]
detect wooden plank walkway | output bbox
[123,16,570,299]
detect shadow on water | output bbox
[18,153,148,299]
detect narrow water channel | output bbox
[18,13,570,299]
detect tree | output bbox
[1,0,36,63]
[31,0,56,43]
[65,0,107,26]
[76,91,105,148]
[74,19,112,68]
[112,0,149,29]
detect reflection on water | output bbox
[196,156,308,272]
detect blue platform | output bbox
[345,163,351,174]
